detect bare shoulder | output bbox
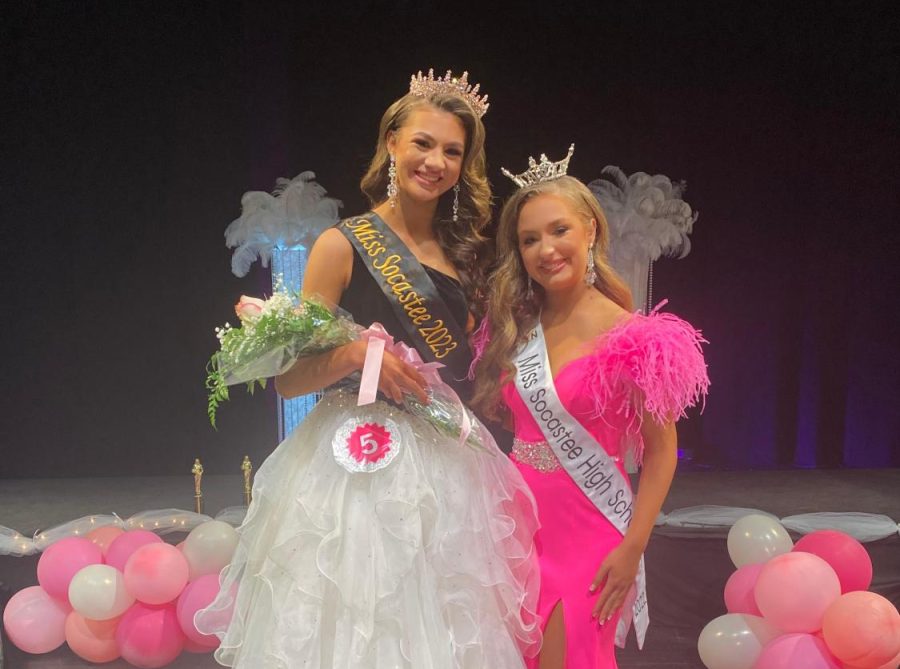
[310,227,353,260]
[302,228,354,304]
[591,293,631,335]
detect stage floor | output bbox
[2,468,898,668]
[3,468,898,538]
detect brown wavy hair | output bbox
[471,176,634,419]
[360,92,492,316]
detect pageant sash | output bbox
[337,213,471,383]
[514,324,649,649]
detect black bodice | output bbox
[338,248,474,401]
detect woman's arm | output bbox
[590,417,677,622]
[274,229,358,398]
[274,229,428,403]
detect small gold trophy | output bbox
[241,455,253,506]
[192,458,204,514]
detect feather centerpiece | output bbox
[588,167,698,312]
[224,171,342,277]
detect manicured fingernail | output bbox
[588,585,596,593]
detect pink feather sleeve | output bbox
[467,317,491,380]
[584,306,710,462]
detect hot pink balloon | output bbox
[756,633,841,669]
[124,542,190,605]
[724,563,764,616]
[2,586,70,654]
[175,574,223,648]
[86,526,125,557]
[793,531,873,594]
[105,530,163,572]
[822,591,900,668]
[116,602,185,668]
[755,552,841,632]
[65,612,121,663]
[36,537,103,601]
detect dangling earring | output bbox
[452,183,460,222]
[387,154,397,208]
[526,276,534,300]
[584,244,597,286]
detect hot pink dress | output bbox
[500,309,709,668]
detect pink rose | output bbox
[234,295,265,322]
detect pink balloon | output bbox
[842,650,900,669]
[2,586,70,654]
[757,633,841,669]
[755,552,841,632]
[124,543,190,605]
[822,591,900,668]
[105,530,163,572]
[86,526,125,557]
[175,574,222,648]
[116,602,185,668]
[36,537,103,601]
[183,636,216,653]
[793,531,873,594]
[724,563,764,616]
[65,612,121,663]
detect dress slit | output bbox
[540,599,567,669]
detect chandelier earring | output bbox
[387,154,398,208]
[452,183,460,222]
[584,244,597,286]
[526,275,534,300]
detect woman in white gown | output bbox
[195,69,541,668]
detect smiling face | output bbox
[387,106,466,204]
[517,193,596,295]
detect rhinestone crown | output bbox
[409,69,489,118]
[501,143,575,188]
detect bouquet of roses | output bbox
[205,281,487,452]
[205,282,358,427]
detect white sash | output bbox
[514,324,648,649]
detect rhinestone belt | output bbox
[512,438,562,473]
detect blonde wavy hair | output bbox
[360,92,492,315]
[471,176,634,419]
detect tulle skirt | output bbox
[196,389,541,668]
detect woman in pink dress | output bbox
[472,151,709,668]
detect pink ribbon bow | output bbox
[357,323,472,446]
[357,323,444,405]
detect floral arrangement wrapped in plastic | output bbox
[205,280,486,451]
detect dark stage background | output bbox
[2,1,898,479]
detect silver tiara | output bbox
[409,69,489,118]
[501,143,575,188]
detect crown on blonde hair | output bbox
[501,143,575,188]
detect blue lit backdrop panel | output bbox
[272,245,319,440]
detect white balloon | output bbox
[182,520,239,580]
[698,613,780,669]
[68,564,134,620]
[727,514,793,568]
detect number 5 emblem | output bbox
[333,418,400,473]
